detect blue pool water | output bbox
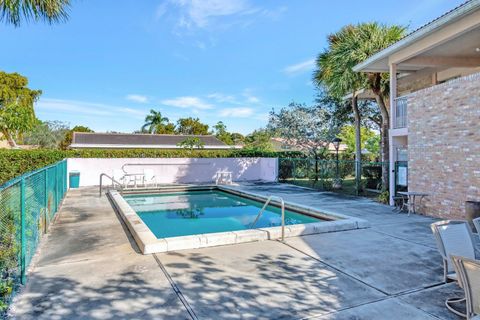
[124,190,321,238]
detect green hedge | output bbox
[0,149,303,185]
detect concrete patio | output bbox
[10,183,464,319]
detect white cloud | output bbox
[169,0,252,28]
[207,93,237,103]
[219,107,254,118]
[283,58,316,75]
[242,89,260,103]
[161,96,214,110]
[158,0,286,31]
[126,94,149,103]
[37,98,147,119]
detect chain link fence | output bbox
[0,159,67,313]
[278,158,388,197]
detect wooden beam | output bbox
[403,56,480,67]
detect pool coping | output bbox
[107,187,369,254]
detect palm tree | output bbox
[314,25,366,190]
[352,23,406,190]
[141,110,170,134]
[314,23,405,191]
[0,0,70,27]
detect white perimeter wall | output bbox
[67,158,278,187]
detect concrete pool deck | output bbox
[10,183,464,319]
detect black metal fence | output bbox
[278,158,388,197]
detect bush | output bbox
[363,165,382,189]
[0,149,303,185]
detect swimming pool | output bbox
[108,186,366,253]
[124,190,320,238]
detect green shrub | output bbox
[378,190,390,204]
[0,149,303,185]
[0,208,18,314]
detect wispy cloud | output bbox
[126,94,149,103]
[219,107,254,118]
[157,0,286,32]
[37,98,147,119]
[161,96,214,110]
[165,0,253,28]
[242,89,260,103]
[207,93,237,104]
[283,58,316,75]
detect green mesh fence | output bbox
[278,158,388,197]
[0,159,67,313]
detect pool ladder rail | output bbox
[99,173,124,197]
[250,195,285,242]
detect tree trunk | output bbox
[2,129,18,148]
[375,94,390,191]
[351,95,362,163]
[352,95,362,195]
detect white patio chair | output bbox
[451,255,480,320]
[431,220,477,317]
[142,169,157,188]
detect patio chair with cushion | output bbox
[451,255,480,320]
[431,220,477,317]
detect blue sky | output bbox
[1,0,465,135]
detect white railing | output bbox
[250,195,285,241]
[394,96,408,129]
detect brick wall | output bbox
[407,72,480,218]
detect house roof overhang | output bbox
[353,0,480,73]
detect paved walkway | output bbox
[10,183,463,319]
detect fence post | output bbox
[54,163,58,213]
[20,178,26,285]
[44,168,48,234]
[293,159,296,182]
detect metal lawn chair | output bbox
[451,255,480,320]
[431,220,477,317]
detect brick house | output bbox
[354,0,480,218]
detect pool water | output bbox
[124,190,320,238]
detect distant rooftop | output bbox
[70,132,239,149]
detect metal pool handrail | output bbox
[250,195,285,242]
[99,173,124,197]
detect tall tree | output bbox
[175,117,209,135]
[314,25,366,172]
[1,0,70,27]
[141,110,173,134]
[351,23,405,190]
[268,102,336,180]
[244,129,273,152]
[213,121,234,145]
[23,120,69,149]
[59,125,93,150]
[0,71,41,148]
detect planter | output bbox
[466,201,480,231]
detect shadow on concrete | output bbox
[12,271,189,320]
[159,241,385,319]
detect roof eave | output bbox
[353,0,480,72]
